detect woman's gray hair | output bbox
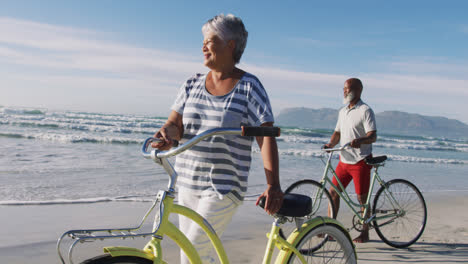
[202,14,248,64]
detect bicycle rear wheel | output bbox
[285,223,356,264]
[373,179,427,248]
[280,180,336,238]
[81,254,153,264]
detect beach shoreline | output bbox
[1,191,467,263]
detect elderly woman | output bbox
[152,14,283,263]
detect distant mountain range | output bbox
[276,107,468,139]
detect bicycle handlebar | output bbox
[321,142,351,152]
[142,126,280,160]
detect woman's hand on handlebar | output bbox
[151,127,175,150]
[152,111,183,150]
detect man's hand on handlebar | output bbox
[350,138,362,148]
[322,143,335,152]
[322,143,332,149]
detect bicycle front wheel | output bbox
[81,254,153,264]
[373,179,427,248]
[285,223,357,264]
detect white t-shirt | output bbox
[335,100,377,164]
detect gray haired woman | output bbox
[152,14,283,263]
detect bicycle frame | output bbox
[317,147,404,226]
[105,189,326,264]
[139,127,313,264]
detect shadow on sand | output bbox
[357,240,468,263]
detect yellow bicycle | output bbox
[57,127,357,264]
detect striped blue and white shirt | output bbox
[172,72,274,204]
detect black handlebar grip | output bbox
[241,126,281,137]
[258,196,266,209]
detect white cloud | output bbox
[0,17,202,77]
[244,62,467,98]
[387,59,468,78]
[1,17,467,123]
[365,73,467,95]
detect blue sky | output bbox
[1,1,467,123]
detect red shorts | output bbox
[332,159,372,195]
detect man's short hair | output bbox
[347,78,363,91]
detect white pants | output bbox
[178,191,239,264]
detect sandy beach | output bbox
[1,192,467,263]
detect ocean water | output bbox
[1,106,467,206]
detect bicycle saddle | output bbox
[258,193,312,217]
[365,155,387,165]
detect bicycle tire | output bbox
[280,180,336,239]
[372,179,427,248]
[80,254,153,264]
[285,223,357,264]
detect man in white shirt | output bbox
[324,78,377,243]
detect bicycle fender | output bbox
[289,217,348,240]
[275,217,352,264]
[103,247,155,261]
